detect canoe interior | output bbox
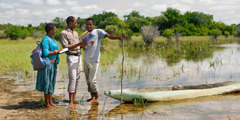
[129,80,236,93]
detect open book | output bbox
[80,31,96,45]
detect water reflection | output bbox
[86,101,99,120]
[105,93,240,120]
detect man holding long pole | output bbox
[83,18,125,103]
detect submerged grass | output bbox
[133,97,148,107]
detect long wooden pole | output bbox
[120,37,124,105]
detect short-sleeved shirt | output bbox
[84,29,107,63]
[41,35,60,64]
[59,28,81,54]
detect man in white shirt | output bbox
[84,18,125,103]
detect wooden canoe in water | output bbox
[104,80,240,102]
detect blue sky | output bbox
[0,0,239,26]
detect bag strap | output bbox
[48,37,51,51]
[36,41,41,45]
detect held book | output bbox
[82,33,96,45]
[59,48,68,54]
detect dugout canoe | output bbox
[104,80,240,102]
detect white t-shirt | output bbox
[84,29,107,63]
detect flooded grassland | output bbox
[1,36,240,120]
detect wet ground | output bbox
[2,43,240,120]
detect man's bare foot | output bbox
[95,95,99,100]
[73,100,78,104]
[69,103,74,108]
[45,105,54,109]
[50,103,58,108]
[87,97,96,103]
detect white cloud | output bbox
[32,11,44,16]
[65,0,79,6]
[132,2,145,8]
[46,0,61,5]
[83,5,98,9]
[16,9,29,14]
[180,0,195,4]
[46,8,65,14]
[20,0,43,5]
[169,4,191,12]
[0,3,14,9]
[198,0,215,5]
[71,5,101,14]
[151,4,168,12]
[71,6,83,13]
[209,5,237,11]
[106,9,117,13]
[0,0,240,26]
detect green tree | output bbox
[77,17,86,30]
[224,31,230,38]
[123,10,144,20]
[52,17,66,28]
[210,21,227,34]
[198,26,210,36]
[162,7,182,29]
[184,11,213,27]
[0,30,5,39]
[98,16,127,29]
[162,29,174,41]
[125,17,150,33]
[236,25,240,37]
[91,11,118,27]
[4,24,29,40]
[116,28,133,40]
[105,25,118,34]
[37,22,48,32]
[0,24,7,30]
[124,11,150,33]
[152,15,168,31]
[210,29,222,41]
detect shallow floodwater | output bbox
[6,43,240,119]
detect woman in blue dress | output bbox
[36,23,61,109]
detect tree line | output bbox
[0,7,240,40]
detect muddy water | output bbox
[5,43,240,119]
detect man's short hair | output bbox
[86,18,94,23]
[45,23,55,33]
[66,16,75,24]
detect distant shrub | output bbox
[236,26,240,37]
[162,29,174,41]
[116,28,133,40]
[32,30,43,38]
[105,25,118,34]
[54,28,65,41]
[0,31,5,39]
[224,31,230,38]
[4,25,29,40]
[210,29,222,41]
[141,26,160,47]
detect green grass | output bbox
[0,37,67,75]
[0,38,37,74]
